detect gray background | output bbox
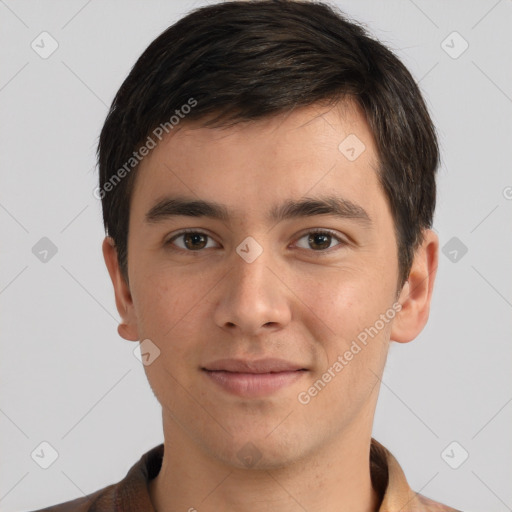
[1,1,511,511]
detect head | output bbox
[100,0,439,468]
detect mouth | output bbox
[201,358,308,398]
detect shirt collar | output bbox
[113,439,459,511]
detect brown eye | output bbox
[308,233,332,250]
[168,231,218,251]
[295,230,345,252]
[183,233,208,250]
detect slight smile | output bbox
[201,358,308,398]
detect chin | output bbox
[210,427,311,471]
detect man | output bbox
[32,1,461,510]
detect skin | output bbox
[103,99,438,512]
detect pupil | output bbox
[309,233,330,250]
[185,233,206,250]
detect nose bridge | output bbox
[233,246,269,295]
[214,239,291,333]
[230,241,275,308]
[231,232,273,290]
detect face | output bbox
[104,100,436,469]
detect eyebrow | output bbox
[145,195,372,226]
[270,196,372,226]
[145,197,230,223]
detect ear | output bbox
[390,229,439,344]
[102,236,139,342]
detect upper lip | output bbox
[202,358,307,374]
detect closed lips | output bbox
[201,358,308,374]
[202,359,308,398]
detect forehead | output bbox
[130,100,389,228]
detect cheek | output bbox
[131,269,220,369]
[291,265,394,375]
[133,263,204,328]
[132,280,174,336]
[291,264,386,333]
[133,277,208,408]
[131,276,189,353]
[297,274,392,419]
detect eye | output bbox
[167,230,219,251]
[294,229,346,252]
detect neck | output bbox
[149,420,380,512]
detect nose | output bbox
[213,245,292,336]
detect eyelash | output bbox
[165,228,347,254]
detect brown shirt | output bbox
[30,439,461,512]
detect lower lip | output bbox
[203,369,306,398]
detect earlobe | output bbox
[118,322,138,341]
[102,236,140,342]
[390,229,439,344]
